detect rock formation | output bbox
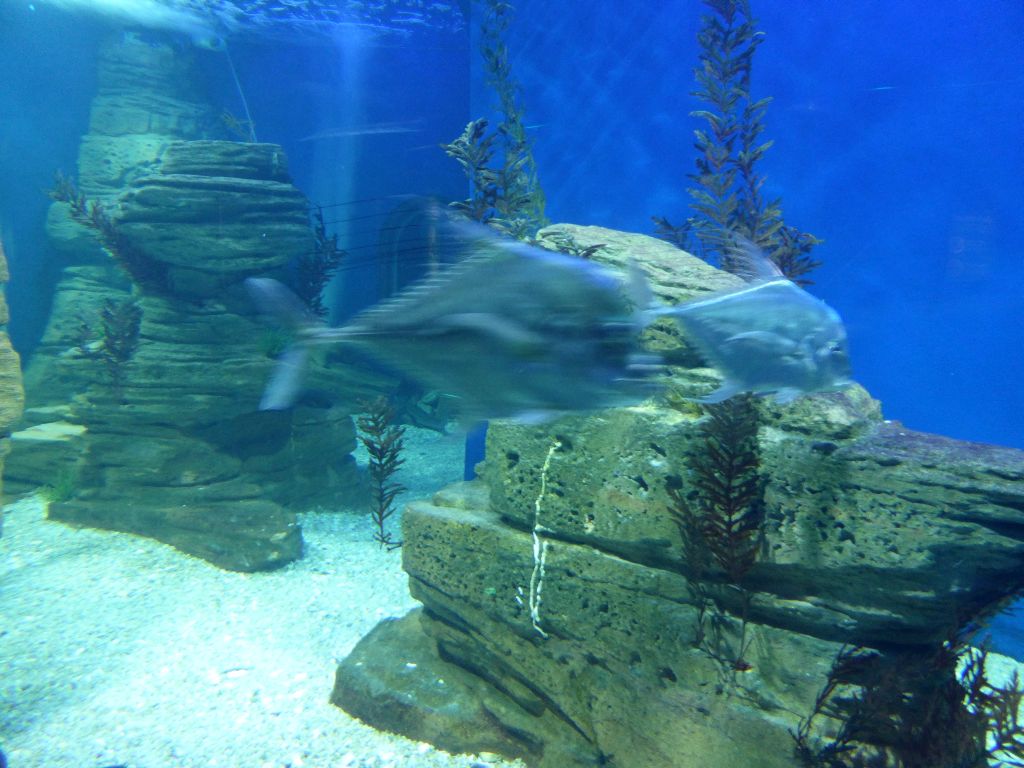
[6,34,391,570]
[332,226,1024,767]
[0,229,26,534]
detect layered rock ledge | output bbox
[331,227,1024,767]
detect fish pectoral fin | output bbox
[696,380,744,403]
[439,313,544,349]
[771,387,804,405]
[259,345,311,410]
[724,330,798,354]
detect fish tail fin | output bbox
[245,277,317,330]
[245,277,321,410]
[259,345,312,410]
[625,258,654,309]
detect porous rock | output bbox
[334,226,1024,767]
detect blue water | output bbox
[1,1,1022,655]
[501,0,1024,451]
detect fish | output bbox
[246,216,660,422]
[657,237,852,404]
[34,0,238,49]
[298,121,424,142]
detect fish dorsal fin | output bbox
[353,243,515,324]
[625,258,654,310]
[723,235,785,282]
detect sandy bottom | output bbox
[3,423,1020,768]
[0,427,526,768]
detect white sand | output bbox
[4,422,1020,767]
[0,427,525,768]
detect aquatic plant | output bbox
[657,0,821,284]
[356,397,406,550]
[443,118,501,224]
[536,229,608,260]
[667,393,764,671]
[478,0,546,234]
[256,327,292,359]
[75,298,143,401]
[49,171,169,292]
[442,0,547,239]
[220,108,257,143]
[793,633,1024,767]
[290,206,345,317]
[39,466,78,503]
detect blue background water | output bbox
[1,1,1022,651]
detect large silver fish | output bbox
[247,221,659,422]
[659,239,852,403]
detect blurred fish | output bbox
[658,238,851,404]
[247,216,659,422]
[298,121,424,142]
[33,0,238,49]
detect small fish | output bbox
[247,216,660,422]
[35,0,238,49]
[298,121,424,142]
[658,238,851,404]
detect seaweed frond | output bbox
[442,0,546,240]
[536,229,607,260]
[290,206,345,317]
[442,118,500,224]
[76,298,143,401]
[691,394,764,585]
[357,397,407,551]
[667,393,764,671]
[794,630,1024,768]
[49,171,169,292]
[661,0,821,284]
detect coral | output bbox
[357,397,406,550]
[658,0,821,284]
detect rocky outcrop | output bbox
[332,227,1024,767]
[7,34,391,571]
[116,141,311,297]
[0,230,25,533]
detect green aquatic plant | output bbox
[535,229,608,260]
[657,0,821,284]
[443,118,501,224]
[49,171,169,293]
[357,397,406,551]
[220,108,256,143]
[667,393,764,672]
[39,466,78,503]
[290,206,345,317]
[75,298,143,401]
[442,0,547,239]
[793,633,1024,767]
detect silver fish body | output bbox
[248,224,658,421]
[663,275,852,404]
